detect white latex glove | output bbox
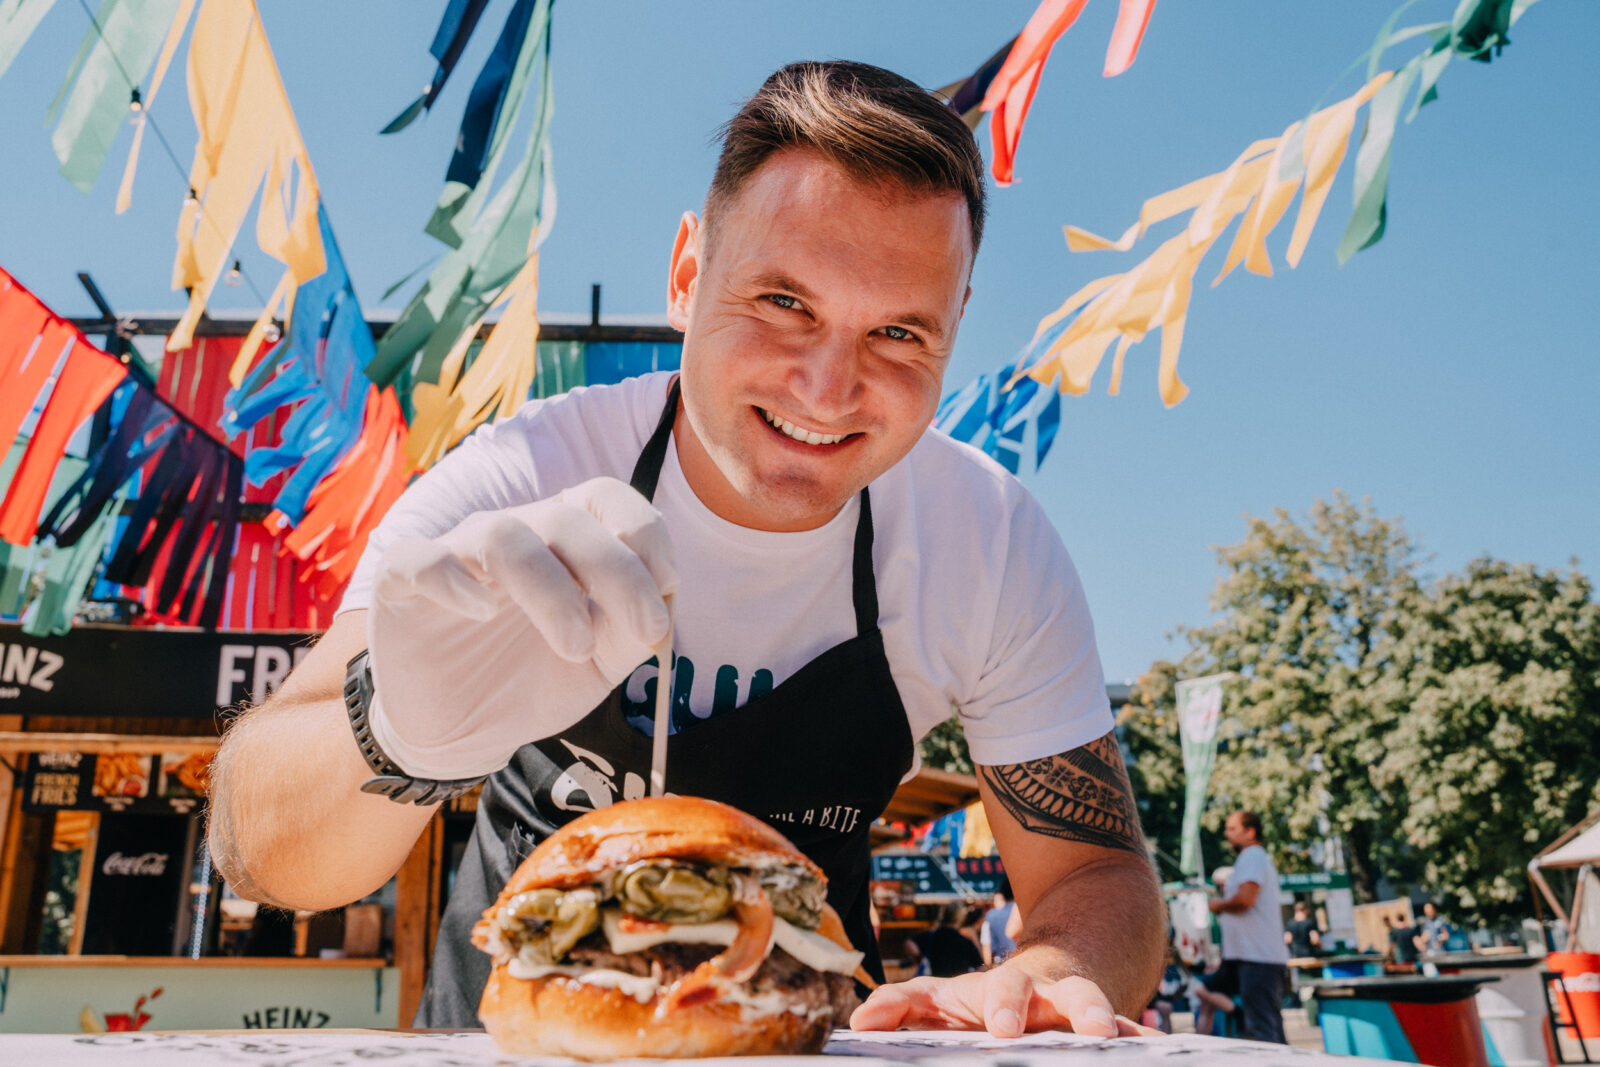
[366,477,678,780]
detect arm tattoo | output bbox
[979,731,1144,855]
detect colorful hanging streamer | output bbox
[0,0,58,80]
[0,267,128,546]
[1020,72,1392,406]
[271,387,414,603]
[222,205,370,524]
[973,0,1158,185]
[935,354,1062,477]
[115,0,196,213]
[169,0,324,354]
[47,0,179,192]
[1017,0,1541,406]
[370,0,555,462]
[381,0,490,134]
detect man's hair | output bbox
[704,60,987,258]
[1293,900,1310,914]
[1236,810,1264,841]
[995,876,1014,902]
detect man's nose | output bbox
[790,330,861,422]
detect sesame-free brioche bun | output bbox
[479,960,835,1059]
[475,796,860,1059]
[486,795,822,903]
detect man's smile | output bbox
[757,406,858,447]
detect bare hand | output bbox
[849,968,1159,1038]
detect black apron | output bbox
[416,380,915,1026]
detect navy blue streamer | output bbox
[381,0,491,134]
[445,0,537,189]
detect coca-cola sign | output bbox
[101,851,170,877]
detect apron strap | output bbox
[851,487,877,636]
[630,377,680,500]
[630,375,879,637]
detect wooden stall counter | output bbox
[0,955,399,1033]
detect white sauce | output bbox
[505,962,662,1003]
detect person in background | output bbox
[1200,810,1289,1044]
[911,901,986,977]
[1387,914,1421,968]
[958,905,986,951]
[980,878,1018,965]
[1284,899,1322,958]
[1147,930,1194,1035]
[1414,900,1449,955]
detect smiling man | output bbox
[206,60,1163,1036]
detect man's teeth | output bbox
[761,409,848,446]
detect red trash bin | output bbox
[1548,951,1600,1039]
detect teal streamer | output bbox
[0,0,59,80]
[1336,56,1420,264]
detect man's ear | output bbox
[668,212,701,332]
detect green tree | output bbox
[1178,493,1423,899]
[919,712,974,775]
[1372,559,1600,926]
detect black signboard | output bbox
[953,856,1008,895]
[0,623,313,718]
[24,751,210,815]
[81,812,190,955]
[870,853,956,895]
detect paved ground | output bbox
[1168,1009,1324,1052]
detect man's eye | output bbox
[882,325,917,342]
[766,294,800,310]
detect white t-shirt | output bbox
[1220,844,1288,965]
[339,372,1111,768]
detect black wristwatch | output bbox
[344,649,487,805]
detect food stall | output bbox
[0,624,402,1033]
[1529,810,1600,1047]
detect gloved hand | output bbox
[365,477,678,781]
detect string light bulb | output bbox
[263,321,282,343]
[128,87,143,113]
[226,260,243,288]
[184,187,198,206]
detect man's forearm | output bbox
[207,692,436,912]
[1003,854,1165,1018]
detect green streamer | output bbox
[0,0,59,80]
[425,0,552,251]
[369,14,555,401]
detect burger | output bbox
[473,795,869,1059]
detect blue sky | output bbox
[2,1,1596,681]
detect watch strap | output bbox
[344,649,486,805]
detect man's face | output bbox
[668,148,973,531]
[1223,813,1254,852]
[1423,903,1438,919]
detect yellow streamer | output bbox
[407,253,542,470]
[168,0,323,354]
[1024,71,1392,407]
[115,0,197,214]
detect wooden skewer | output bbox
[649,593,674,797]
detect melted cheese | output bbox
[598,907,863,975]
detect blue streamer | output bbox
[222,205,372,524]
